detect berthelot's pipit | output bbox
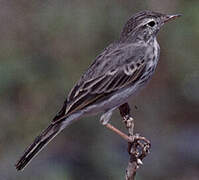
[15,10,181,170]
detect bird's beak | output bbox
[163,14,182,23]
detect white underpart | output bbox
[147,38,159,68]
[153,38,159,63]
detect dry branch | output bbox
[119,103,151,180]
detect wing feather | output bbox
[64,62,146,115]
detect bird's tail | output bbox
[15,122,63,171]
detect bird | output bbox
[15,10,181,171]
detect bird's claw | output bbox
[128,133,151,167]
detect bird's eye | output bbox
[147,21,156,27]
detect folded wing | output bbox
[64,61,146,116]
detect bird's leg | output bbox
[100,111,132,142]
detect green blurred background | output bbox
[1,0,199,179]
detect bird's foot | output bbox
[127,133,151,166]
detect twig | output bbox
[119,103,151,180]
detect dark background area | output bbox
[1,0,199,179]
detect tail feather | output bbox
[15,123,61,171]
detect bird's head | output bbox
[120,10,181,42]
